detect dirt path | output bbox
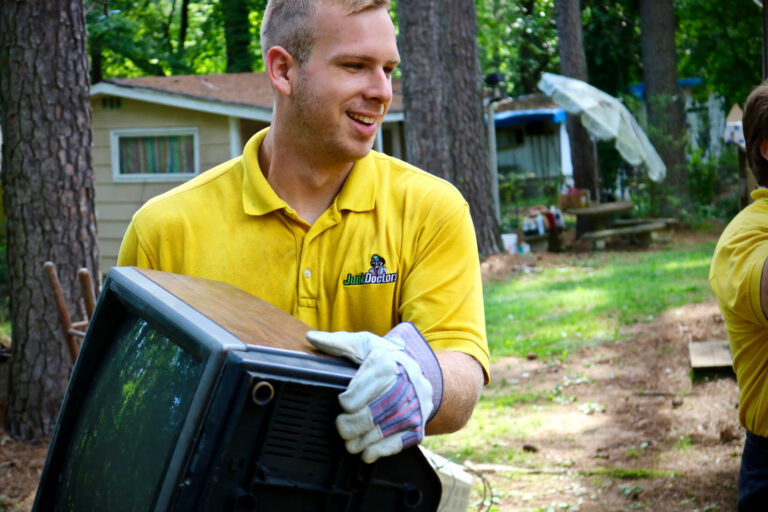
[467,299,740,511]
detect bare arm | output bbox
[425,351,484,435]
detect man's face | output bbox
[288,3,400,164]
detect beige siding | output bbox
[92,97,234,271]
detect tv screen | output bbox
[33,267,441,512]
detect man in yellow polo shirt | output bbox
[118,0,489,463]
[711,81,768,510]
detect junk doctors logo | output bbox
[343,254,398,286]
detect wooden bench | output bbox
[579,221,667,250]
[611,217,678,228]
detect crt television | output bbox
[33,267,441,511]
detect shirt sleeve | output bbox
[710,216,768,328]
[116,219,155,269]
[399,202,490,383]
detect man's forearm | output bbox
[425,351,484,435]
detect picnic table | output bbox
[564,200,635,231]
[564,200,668,249]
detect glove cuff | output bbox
[384,322,443,422]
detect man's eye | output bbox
[345,63,363,70]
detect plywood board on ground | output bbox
[688,340,732,369]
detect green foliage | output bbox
[475,0,559,95]
[484,240,715,359]
[582,0,642,97]
[676,0,763,107]
[86,0,246,78]
[687,146,740,220]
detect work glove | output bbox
[306,322,443,463]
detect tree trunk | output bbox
[397,0,450,177]
[90,39,102,85]
[440,0,501,254]
[222,0,253,73]
[0,0,99,442]
[179,0,190,51]
[398,0,501,255]
[556,0,598,237]
[555,0,598,211]
[639,0,693,215]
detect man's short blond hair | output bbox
[260,0,391,66]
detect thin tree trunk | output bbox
[222,0,253,73]
[556,0,598,235]
[639,0,692,215]
[0,0,99,441]
[179,0,190,50]
[555,0,597,195]
[90,39,102,84]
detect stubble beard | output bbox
[292,73,374,166]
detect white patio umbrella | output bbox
[537,72,666,183]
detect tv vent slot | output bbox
[261,385,336,471]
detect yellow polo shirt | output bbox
[710,188,768,436]
[118,128,490,380]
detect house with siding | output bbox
[490,95,571,184]
[89,73,405,271]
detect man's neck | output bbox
[258,129,355,225]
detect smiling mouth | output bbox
[348,112,377,125]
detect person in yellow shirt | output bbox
[711,82,768,510]
[118,0,489,463]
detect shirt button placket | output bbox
[299,236,318,307]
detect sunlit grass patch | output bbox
[484,241,716,359]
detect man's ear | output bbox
[265,46,296,97]
[760,139,768,162]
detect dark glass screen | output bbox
[53,314,203,511]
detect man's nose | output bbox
[365,68,393,105]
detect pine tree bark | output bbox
[440,0,500,254]
[397,0,450,177]
[0,0,99,441]
[398,0,501,255]
[555,0,598,210]
[639,0,693,215]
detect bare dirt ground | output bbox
[0,231,740,512]
[469,231,739,512]
[468,299,738,512]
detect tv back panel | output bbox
[33,267,441,512]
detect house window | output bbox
[110,128,199,182]
[101,97,122,110]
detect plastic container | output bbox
[501,233,518,254]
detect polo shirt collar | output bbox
[335,152,376,213]
[242,128,289,216]
[241,127,377,216]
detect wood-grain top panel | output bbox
[135,268,327,357]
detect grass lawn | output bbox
[424,237,720,467]
[483,239,717,360]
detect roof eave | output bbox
[90,82,274,122]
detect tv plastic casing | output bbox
[33,267,441,512]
